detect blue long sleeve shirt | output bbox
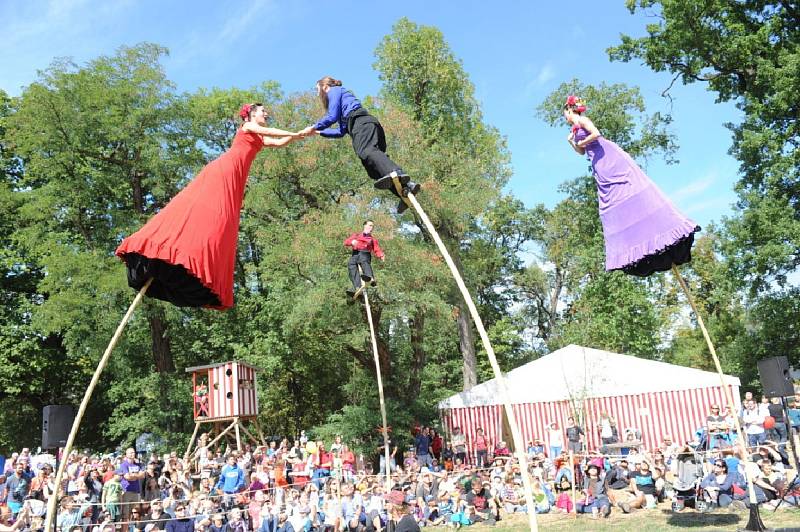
[215,464,244,493]
[313,86,362,138]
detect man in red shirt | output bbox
[344,220,385,298]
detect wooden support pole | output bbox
[206,419,238,450]
[238,421,260,446]
[254,418,267,446]
[44,279,153,532]
[403,188,538,532]
[184,421,202,462]
[234,417,242,452]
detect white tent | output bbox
[438,344,740,457]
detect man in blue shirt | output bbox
[415,427,433,468]
[300,76,421,214]
[215,455,244,510]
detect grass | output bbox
[476,506,800,531]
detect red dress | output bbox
[116,129,263,309]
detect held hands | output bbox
[297,126,318,138]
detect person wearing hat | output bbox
[575,464,610,518]
[384,490,419,532]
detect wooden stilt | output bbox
[671,264,764,529]
[44,278,153,532]
[358,266,392,491]
[401,185,538,532]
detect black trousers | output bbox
[348,251,374,289]
[348,109,404,193]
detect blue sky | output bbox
[0,0,742,229]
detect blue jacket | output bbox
[314,86,362,138]
[166,518,195,532]
[215,464,244,493]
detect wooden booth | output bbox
[184,361,265,459]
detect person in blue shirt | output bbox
[215,455,244,510]
[299,76,420,214]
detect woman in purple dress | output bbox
[563,95,699,276]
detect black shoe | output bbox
[346,288,356,300]
[397,199,409,214]
[374,171,409,191]
[370,279,377,287]
[402,181,420,197]
[360,274,372,283]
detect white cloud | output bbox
[669,171,717,202]
[534,62,555,86]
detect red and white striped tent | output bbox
[186,361,259,420]
[438,345,740,460]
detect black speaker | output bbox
[757,356,795,397]
[42,405,75,449]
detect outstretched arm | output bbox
[262,136,297,147]
[243,122,300,138]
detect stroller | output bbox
[670,449,706,512]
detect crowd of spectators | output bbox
[0,393,798,531]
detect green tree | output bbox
[374,18,517,389]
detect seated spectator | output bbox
[606,459,636,513]
[166,504,195,532]
[575,464,610,519]
[629,461,658,509]
[530,476,552,514]
[700,459,735,508]
[463,480,499,524]
[554,477,574,513]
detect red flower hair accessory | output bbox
[565,95,587,113]
[239,104,252,120]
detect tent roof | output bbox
[438,344,740,409]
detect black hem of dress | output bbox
[617,226,701,277]
[120,253,221,308]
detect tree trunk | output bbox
[408,311,426,398]
[456,302,478,390]
[444,235,478,391]
[148,310,174,373]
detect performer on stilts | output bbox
[45,104,301,532]
[563,95,699,274]
[563,94,768,530]
[344,220,385,300]
[298,76,420,213]
[116,103,301,308]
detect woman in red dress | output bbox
[116,104,299,309]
